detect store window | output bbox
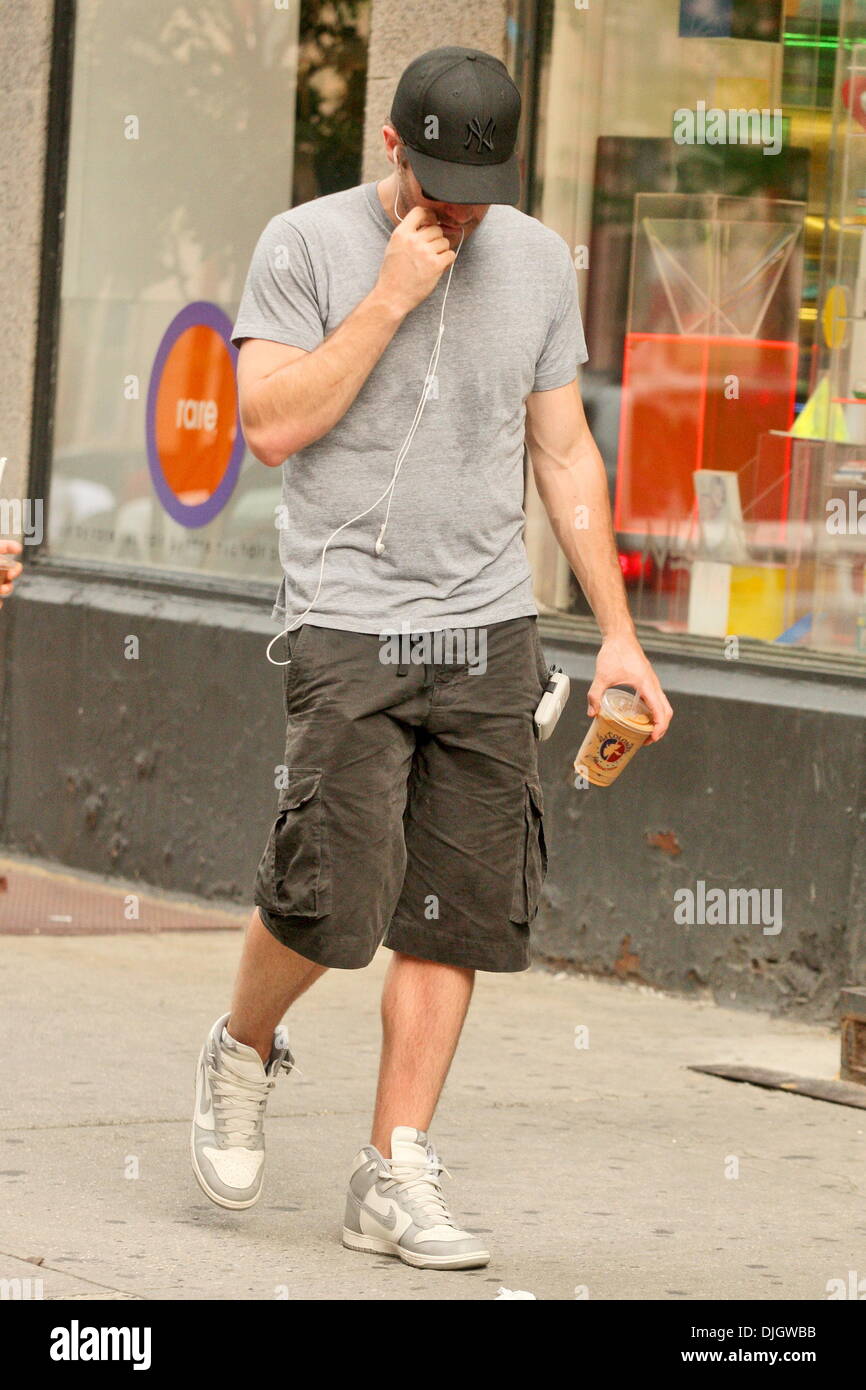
[521,0,866,662]
[49,0,369,579]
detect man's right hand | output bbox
[0,539,23,611]
[375,206,456,318]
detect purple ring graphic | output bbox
[145,301,243,529]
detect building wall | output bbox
[0,0,54,507]
[0,0,55,832]
[536,630,866,1019]
[4,573,865,1021]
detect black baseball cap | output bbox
[390,46,521,206]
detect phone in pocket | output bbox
[534,666,570,741]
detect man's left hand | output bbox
[587,632,673,742]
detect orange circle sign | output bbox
[154,325,237,502]
[146,302,243,527]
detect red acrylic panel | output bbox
[614,332,798,533]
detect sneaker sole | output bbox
[341,1225,490,1270]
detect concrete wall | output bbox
[4,572,865,1021]
[362,0,509,183]
[2,0,865,1023]
[2,573,283,902]
[0,0,54,508]
[536,631,866,1019]
[0,0,55,832]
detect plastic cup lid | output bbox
[601,688,654,728]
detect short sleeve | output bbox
[231,216,325,353]
[532,243,589,392]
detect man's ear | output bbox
[383,124,402,165]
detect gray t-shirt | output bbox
[231,182,588,633]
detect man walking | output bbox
[191,46,672,1270]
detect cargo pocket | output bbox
[509,779,548,924]
[255,769,331,919]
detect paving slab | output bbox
[1,930,864,1301]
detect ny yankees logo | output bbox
[464,116,495,153]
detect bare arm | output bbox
[237,206,455,467]
[525,380,673,739]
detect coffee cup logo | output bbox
[599,735,630,764]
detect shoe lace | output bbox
[382,1149,455,1227]
[208,1049,293,1144]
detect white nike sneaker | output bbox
[342,1126,490,1270]
[190,1012,293,1209]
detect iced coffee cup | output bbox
[574,688,654,788]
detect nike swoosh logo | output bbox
[360,1199,397,1231]
[196,1057,212,1117]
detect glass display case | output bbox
[806,37,866,654]
[616,191,805,535]
[524,0,866,665]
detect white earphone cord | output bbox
[266,197,465,668]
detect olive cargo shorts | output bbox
[253,616,550,972]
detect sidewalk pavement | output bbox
[1,928,864,1302]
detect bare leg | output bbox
[371,952,474,1156]
[227,908,327,1062]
